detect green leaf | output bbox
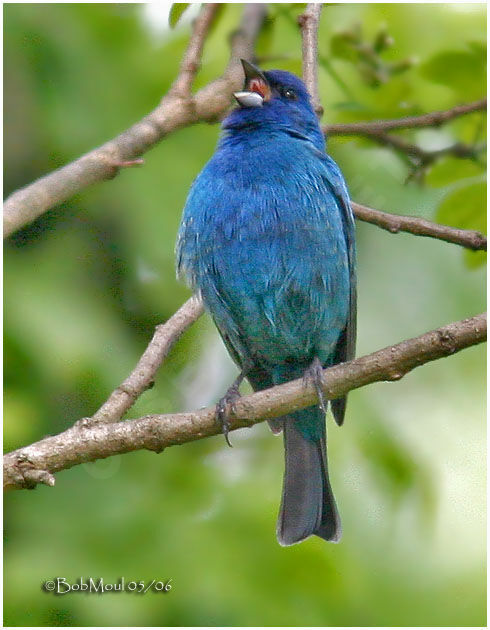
[268,3,306,20]
[426,157,484,187]
[436,181,487,268]
[169,3,190,29]
[465,248,486,268]
[373,28,394,54]
[330,33,357,62]
[419,45,486,99]
[468,40,487,57]
[436,180,486,231]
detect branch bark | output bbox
[324,100,487,172]
[4,312,486,491]
[91,295,204,424]
[347,131,485,164]
[352,202,487,251]
[324,99,487,136]
[3,3,267,238]
[298,3,323,116]
[169,4,221,99]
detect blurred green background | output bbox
[4,3,486,627]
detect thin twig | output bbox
[324,99,487,135]
[4,312,486,491]
[349,130,485,164]
[298,3,323,117]
[170,3,220,99]
[3,3,267,238]
[91,295,204,424]
[352,202,487,251]
[324,100,487,173]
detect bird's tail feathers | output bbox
[277,408,341,546]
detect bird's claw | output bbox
[304,357,328,415]
[216,382,242,447]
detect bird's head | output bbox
[223,60,325,150]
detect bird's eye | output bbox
[283,88,297,100]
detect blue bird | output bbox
[176,60,356,545]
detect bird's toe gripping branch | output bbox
[303,357,328,415]
[215,372,246,447]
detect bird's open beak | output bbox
[233,59,271,108]
[233,91,264,108]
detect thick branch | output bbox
[3,3,267,238]
[352,202,487,251]
[4,313,486,491]
[91,295,204,424]
[298,3,323,116]
[325,99,487,136]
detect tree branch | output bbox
[352,202,487,251]
[324,99,487,136]
[169,4,221,99]
[3,3,267,239]
[298,3,323,117]
[4,312,486,491]
[324,100,487,175]
[91,295,204,424]
[347,130,485,165]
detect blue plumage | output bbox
[176,62,356,545]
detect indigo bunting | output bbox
[176,61,356,545]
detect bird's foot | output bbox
[303,357,328,415]
[216,372,245,447]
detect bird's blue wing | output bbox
[176,166,257,371]
[319,153,357,425]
